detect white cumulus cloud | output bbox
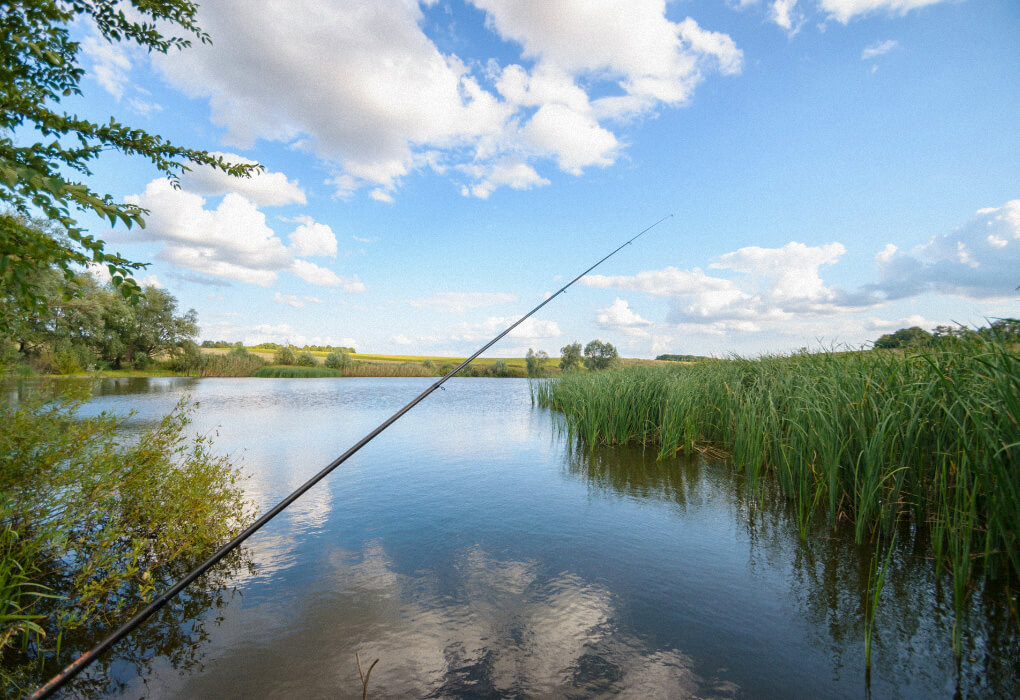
[152,0,740,200]
[873,199,1020,300]
[182,152,307,206]
[595,298,655,338]
[124,178,360,289]
[288,216,338,258]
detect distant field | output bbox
[199,347,666,371]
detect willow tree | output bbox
[0,0,257,330]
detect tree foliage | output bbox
[559,342,582,372]
[274,345,297,365]
[873,326,932,349]
[324,350,351,371]
[0,0,258,329]
[2,254,198,372]
[525,348,549,377]
[583,339,619,371]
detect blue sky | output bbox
[71,0,1018,357]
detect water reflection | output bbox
[163,544,734,699]
[566,443,1020,697]
[564,443,741,513]
[9,377,1012,697]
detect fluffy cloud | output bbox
[450,316,562,342]
[290,259,365,291]
[152,0,740,199]
[288,216,338,258]
[873,200,1020,300]
[584,241,868,333]
[584,201,1019,346]
[124,178,359,289]
[182,152,307,206]
[770,0,804,34]
[595,298,655,338]
[409,292,517,313]
[818,0,950,23]
[156,1,510,194]
[459,160,551,199]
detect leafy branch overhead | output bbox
[0,0,260,326]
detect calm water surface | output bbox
[42,378,1019,697]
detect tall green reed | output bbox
[535,335,1019,647]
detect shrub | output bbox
[324,351,351,371]
[274,346,297,365]
[0,388,254,694]
[295,351,317,367]
[200,349,266,377]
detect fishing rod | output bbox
[29,212,672,699]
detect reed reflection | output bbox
[567,443,1019,697]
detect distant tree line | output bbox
[201,340,357,354]
[1,262,199,374]
[873,319,1020,349]
[557,340,619,373]
[655,354,710,362]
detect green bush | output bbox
[324,351,351,371]
[295,352,317,367]
[0,387,254,694]
[274,346,297,365]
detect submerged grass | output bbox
[534,335,1020,646]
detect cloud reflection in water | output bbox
[172,543,736,698]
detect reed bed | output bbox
[198,350,267,377]
[253,366,341,378]
[342,360,435,377]
[534,335,1019,641]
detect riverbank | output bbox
[6,349,667,379]
[534,334,1020,651]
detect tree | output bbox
[525,348,549,377]
[492,359,512,377]
[559,342,582,372]
[1,0,258,330]
[274,346,297,365]
[324,350,351,371]
[873,326,932,349]
[583,339,619,370]
[295,351,317,367]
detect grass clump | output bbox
[535,334,1020,643]
[253,366,341,378]
[0,385,254,695]
[198,345,267,377]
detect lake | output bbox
[34,377,1018,697]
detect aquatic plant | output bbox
[535,333,1020,644]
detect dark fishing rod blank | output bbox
[29,213,672,699]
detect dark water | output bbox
[30,378,1018,697]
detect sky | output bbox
[68,0,1019,358]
